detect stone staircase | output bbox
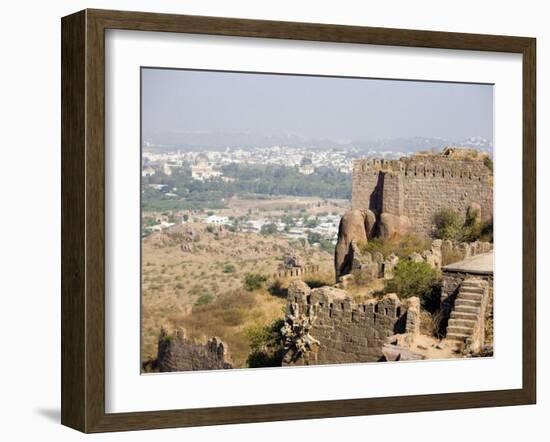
[446,278,488,350]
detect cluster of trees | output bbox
[221,164,351,199]
[142,163,351,211]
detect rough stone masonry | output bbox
[282,280,420,366]
[350,148,493,239]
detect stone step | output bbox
[455,299,481,308]
[459,292,484,301]
[461,279,484,286]
[447,325,474,335]
[450,311,478,321]
[448,318,477,328]
[446,332,470,342]
[454,305,480,315]
[460,287,485,295]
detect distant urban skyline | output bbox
[142,68,493,145]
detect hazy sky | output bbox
[142,68,493,142]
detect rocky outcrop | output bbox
[334,209,374,278]
[378,212,411,240]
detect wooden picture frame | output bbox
[61,8,536,433]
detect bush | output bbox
[434,209,493,243]
[385,261,441,305]
[268,279,287,297]
[260,223,278,235]
[319,239,335,254]
[357,234,431,258]
[222,263,236,273]
[307,231,322,245]
[441,247,465,266]
[194,293,215,306]
[433,209,464,242]
[483,156,494,172]
[245,319,286,368]
[244,273,267,291]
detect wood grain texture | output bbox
[61,8,537,433]
[61,10,86,431]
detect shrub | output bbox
[246,319,286,368]
[441,247,465,266]
[244,273,267,291]
[268,279,287,297]
[480,218,493,242]
[433,209,464,242]
[385,261,441,305]
[357,234,431,259]
[319,239,335,254]
[205,225,215,234]
[260,223,278,235]
[483,156,494,172]
[223,263,236,273]
[434,208,493,243]
[307,231,322,245]
[195,293,215,306]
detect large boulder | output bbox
[378,212,411,239]
[364,209,377,239]
[334,210,368,278]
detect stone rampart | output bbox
[282,281,419,366]
[351,152,493,237]
[157,327,233,372]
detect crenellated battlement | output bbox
[351,149,493,237]
[353,155,492,182]
[282,281,420,365]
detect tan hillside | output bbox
[141,223,334,364]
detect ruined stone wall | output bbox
[282,281,419,366]
[157,327,232,372]
[273,264,320,279]
[352,157,493,237]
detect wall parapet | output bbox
[282,280,419,366]
[351,150,493,238]
[157,326,233,372]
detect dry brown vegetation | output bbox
[357,234,431,259]
[164,290,286,367]
[140,222,335,364]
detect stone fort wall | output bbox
[282,281,419,366]
[157,327,233,372]
[351,156,493,237]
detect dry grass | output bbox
[357,234,431,259]
[165,289,286,367]
[441,247,465,266]
[140,222,335,363]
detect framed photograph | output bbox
[61,9,536,433]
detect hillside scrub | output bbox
[246,319,286,367]
[385,261,441,308]
[244,273,268,291]
[433,209,493,243]
[357,234,431,259]
[166,290,286,367]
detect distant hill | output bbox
[143,131,493,155]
